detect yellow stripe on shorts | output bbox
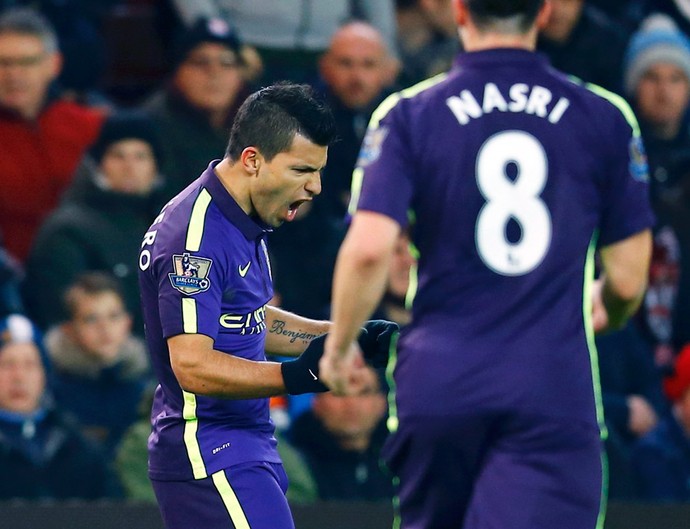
[212,470,251,529]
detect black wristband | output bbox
[280,335,329,395]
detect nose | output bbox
[306,173,322,196]
[205,61,226,77]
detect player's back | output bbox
[354,49,653,422]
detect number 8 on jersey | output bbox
[475,130,552,276]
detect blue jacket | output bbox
[0,406,121,500]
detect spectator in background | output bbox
[316,21,398,222]
[13,0,109,104]
[624,14,690,189]
[142,17,250,198]
[289,366,393,501]
[23,111,164,334]
[166,0,398,86]
[44,273,150,456]
[633,343,690,501]
[0,313,120,500]
[0,0,110,104]
[623,14,690,365]
[596,322,669,499]
[395,0,459,88]
[0,7,105,262]
[537,0,629,94]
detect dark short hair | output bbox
[63,272,125,319]
[466,0,544,32]
[225,82,337,161]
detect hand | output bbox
[280,335,329,395]
[591,278,609,334]
[358,320,399,368]
[627,395,658,437]
[320,336,370,396]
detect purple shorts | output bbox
[382,411,605,529]
[152,461,294,529]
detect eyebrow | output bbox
[188,53,238,60]
[290,164,325,173]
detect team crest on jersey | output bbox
[628,136,649,183]
[357,126,389,167]
[169,253,213,295]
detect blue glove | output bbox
[280,335,329,395]
[358,320,399,368]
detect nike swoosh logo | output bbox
[238,261,251,277]
[308,369,318,380]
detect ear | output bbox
[453,0,468,27]
[239,146,262,176]
[384,56,401,87]
[536,0,553,31]
[48,51,63,81]
[318,52,332,83]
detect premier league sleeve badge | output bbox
[169,253,213,294]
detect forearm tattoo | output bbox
[269,319,322,344]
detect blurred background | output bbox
[0,1,689,527]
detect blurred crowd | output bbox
[0,0,689,506]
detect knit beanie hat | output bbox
[173,17,243,68]
[89,111,163,164]
[0,314,51,376]
[664,344,690,402]
[624,14,690,95]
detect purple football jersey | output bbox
[139,161,281,481]
[352,49,655,427]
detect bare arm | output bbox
[168,333,285,399]
[264,305,331,357]
[598,229,652,331]
[320,211,400,392]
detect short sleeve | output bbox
[598,101,655,246]
[349,94,415,228]
[154,224,228,341]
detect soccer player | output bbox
[320,1,654,528]
[138,83,378,529]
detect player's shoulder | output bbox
[147,180,217,243]
[371,73,450,127]
[157,183,202,226]
[563,76,639,133]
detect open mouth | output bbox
[287,199,309,221]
